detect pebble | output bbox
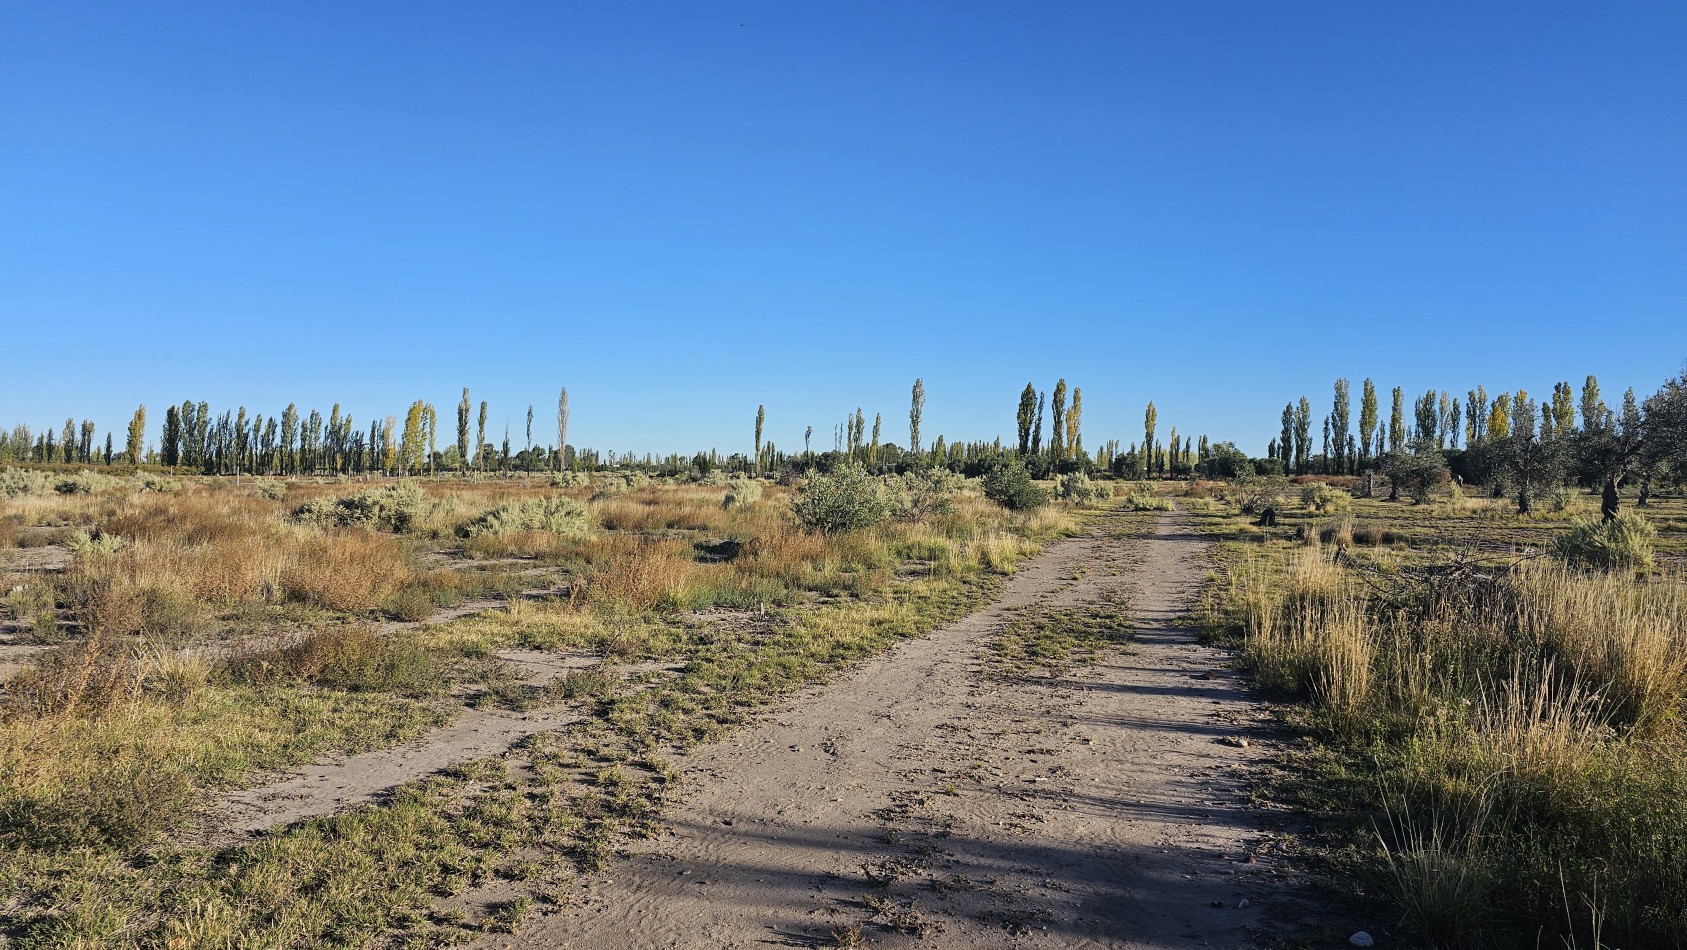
[1237,899,1250,909]
[1349,932,1374,948]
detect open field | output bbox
[0,470,1087,946]
[1189,478,1687,948]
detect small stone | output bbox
[1237,899,1250,909]
[1349,932,1374,948]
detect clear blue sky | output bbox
[3,2,1684,458]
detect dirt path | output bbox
[489,509,1286,949]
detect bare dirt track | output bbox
[487,508,1289,949]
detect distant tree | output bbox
[1466,386,1489,446]
[1449,399,1462,450]
[426,404,439,475]
[1331,378,1351,473]
[1552,381,1576,436]
[525,404,534,472]
[1359,379,1378,465]
[1143,401,1157,475]
[909,378,926,455]
[1293,397,1312,474]
[804,425,813,457]
[1279,403,1294,469]
[869,412,882,463]
[1389,387,1405,453]
[1049,380,1068,461]
[103,433,113,466]
[754,404,766,472]
[476,401,489,472]
[1488,392,1512,441]
[162,405,182,469]
[60,419,75,464]
[125,405,147,467]
[1032,392,1046,456]
[1016,382,1037,454]
[1067,387,1082,462]
[1490,391,1567,515]
[1580,375,1605,433]
[400,401,426,474]
[457,389,471,473]
[556,389,570,472]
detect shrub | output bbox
[550,471,591,488]
[0,468,50,497]
[981,461,1049,511]
[792,465,890,532]
[1300,482,1353,515]
[1055,472,1112,506]
[1541,486,1577,514]
[293,482,422,532]
[887,468,962,520]
[1552,513,1656,572]
[64,529,125,560]
[463,496,590,537]
[1120,492,1174,511]
[695,469,730,487]
[251,478,287,500]
[54,470,119,495]
[1382,450,1449,504]
[1229,476,1290,515]
[134,472,180,494]
[722,478,763,510]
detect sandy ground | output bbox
[487,509,1288,949]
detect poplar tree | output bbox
[556,389,570,472]
[1280,404,1294,468]
[804,425,813,457]
[1143,401,1157,475]
[869,413,881,462]
[280,404,299,474]
[1552,381,1576,435]
[79,420,95,463]
[1331,378,1351,473]
[126,405,147,467]
[754,404,766,472]
[525,404,534,472]
[1049,380,1068,461]
[1488,393,1512,440]
[1359,379,1378,465]
[1389,387,1405,453]
[1032,392,1045,456]
[909,378,925,455]
[1293,397,1312,474]
[1016,383,1036,454]
[1580,375,1604,432]
[476,401,489,472]
[1066,387,1082,461]
[457,389,471,472]
[426,404,439,475]
[163,405,182,468]
[1466,387,1489,445]
[1449,400,1462,449]
[61,419,76,464]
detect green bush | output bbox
[695,469,730,487]
[550,471,591,488]
[251,478,287,500]
[135,472,180,494]
[1300,482,1353,514]
[792,465,890,532]
[1120,491,1174,511]
[722,478,763,510]
[1552,513,1656,572]
[54,470,119,495]
[1055,472,1112,506]
[1542,486,1577,513]
[0,468,50,497]
[64,529,125,560]
[981,461,1049,511]
[463,496,590,537]
[293,482,422,532]
[888,468,962,520]
[1228,476,1289,514]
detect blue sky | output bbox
[3,2,1683,458]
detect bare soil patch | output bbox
[486,510,1291,949]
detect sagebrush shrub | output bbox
[464,496,590,537]
[888,468,962,520]
[723,478,763,510]
[792,465,890,532]
[293,482,422,532]
[1055,472,1112,505]
[981,461,1049,511]
[1552,513,1656,572]
[135,473,180,494]
[1120,491,1174,511]
[0,468,49,497]
[54,470,119,495]
[1300,482,1352,515]
[550,471,591,488]
[64,529,125,560]
[250,478,287,500]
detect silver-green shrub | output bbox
[1552,513,1656,572]
[463,496,590,537]
[792,465,890,532]
[722,478,763,509]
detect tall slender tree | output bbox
[1016,383,1037,455]
[1359,379,1378,465]
[1049,380,1068,461]
[1032,392,1045,456]
[457,389,471,472]
[754,404,766,472]
[1388,387,1405,453]
[556,389,570,472]
[525,405,534,472]
[1580,375,1604,433]
[1143,401,1157,475]
[1331,378,1351,473]
[909,378,926,456]
[1280,404,1294,468]
[476,401,489,472]
[125,405,147,466]
[1066,387,1083,461]
[1293,397,1312,474]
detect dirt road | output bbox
[489,509,1284,948]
